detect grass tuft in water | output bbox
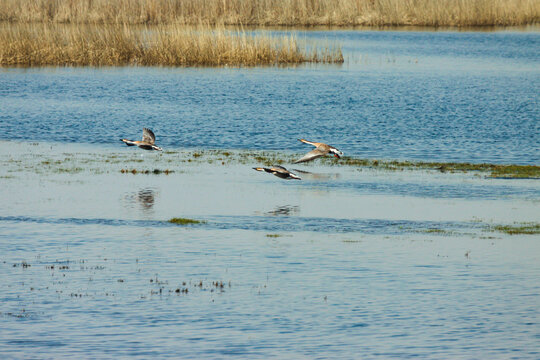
[168,217,206,225]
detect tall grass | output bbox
[0,0,538,26]
[0,23,343,66]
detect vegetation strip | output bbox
[0,23,343,66]
[337,157,540,179]
[1,0,538,26]
[490,223,540,235]
[3,148,538,179]
[168,217,206,225]
[183,150,540,179]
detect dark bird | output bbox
[294,139,343,163]
[121,128,162,151]
[253,165,301,180]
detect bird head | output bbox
[329,147,343,159]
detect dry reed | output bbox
[0,23,343,66]
[0,0,538,27]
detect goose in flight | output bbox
[294,139,343,163]
[253,165,301,180]
[121,128,162,151]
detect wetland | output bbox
[1,26,539,359]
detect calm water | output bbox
[1,29,540,359]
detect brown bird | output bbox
[121,128,162,151]
[253,165,301,180]
[294,139,343,163]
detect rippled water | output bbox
[1,29,540,359]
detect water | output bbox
[1,29,540,359]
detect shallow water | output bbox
[1,29,540,359]
[1,141,539,359]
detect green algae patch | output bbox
[490,223,540,235]
[168,217,206,225]
[329,157,540,178]
[488,165,540,179]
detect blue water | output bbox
[0,214,482,234]
[1,29,540,359]
[1,30,539,164]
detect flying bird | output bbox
[253,165,301,180]
[294,139,343,163]
[121,128,163,151]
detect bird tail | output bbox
[289,173,301,180]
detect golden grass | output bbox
[0,23,343,66]
[0,0,538,26]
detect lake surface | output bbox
[1,29,540,359]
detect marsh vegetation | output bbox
[0,23,343,66]
[1,0,538,27]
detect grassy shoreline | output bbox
[0,23,343,66]
[1,0,538,27]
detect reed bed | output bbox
[0,0,538,27]
[0,23,343,66]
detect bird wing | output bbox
[142,128,156,144]
[298,139,319,147]
[270,165,289,173]
[294,149,326,163]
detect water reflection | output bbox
[265,205,300,217]
[137,189,156,210]
[123,188,157,213]
[292,169,341,181]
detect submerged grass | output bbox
[419,228,451,234]
[490,223,540,235]
[120,168,173,175]
[168,217,206,225]
[0,23,343,66]
[1,0,538,27]
[336,157,540,179]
